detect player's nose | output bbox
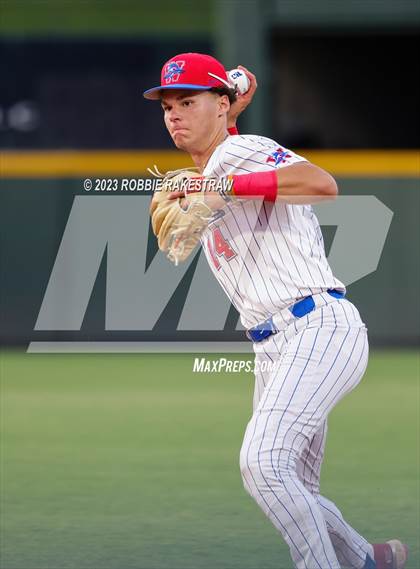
[167,106,183,123]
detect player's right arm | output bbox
[227,66,257,131]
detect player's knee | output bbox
[240,444,289,495]
[239,443,272,497]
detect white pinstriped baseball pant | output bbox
[240,294,374,569]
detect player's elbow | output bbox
[313,172,338,200]
[325,175,338,198]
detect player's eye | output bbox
[182,100,193,107]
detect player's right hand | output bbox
[227,65,257,128]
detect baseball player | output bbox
[144,53,408,569]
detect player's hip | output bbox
[250,291,367,354]
[251,300,369,408]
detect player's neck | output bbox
[190,129,228,173]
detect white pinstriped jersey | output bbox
[201,134,345,329]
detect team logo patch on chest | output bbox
[266,147,292,166]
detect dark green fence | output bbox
[1,175,418,347]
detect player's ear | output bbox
[217,94,230,117]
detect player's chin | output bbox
[171,134,189,151]
[172,140,186,150]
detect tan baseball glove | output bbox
[150,168,213,265]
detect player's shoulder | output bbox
[217,134,283,168]
[221,134,307,160]
[216,134,307,172]
[222,134,280,153]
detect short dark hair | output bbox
[210,86,237,105]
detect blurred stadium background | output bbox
[1,1,419,568]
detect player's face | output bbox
[161,90,228,152]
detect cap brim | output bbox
[143,84,212,100]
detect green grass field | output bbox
[1,349,419,569]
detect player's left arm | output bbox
[169,162,338,211]
[168,162,337,209]
[167,138,337,208]
[230,161,338,204]
[214,162,338,208]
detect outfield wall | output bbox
[1,150,419,348]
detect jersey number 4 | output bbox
[207,227,236,270]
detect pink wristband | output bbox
[228,126,239,135]
[230,170,278,202]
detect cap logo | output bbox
[163,61,185,84]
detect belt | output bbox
[246,289,346,343]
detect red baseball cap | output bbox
[143,52,232,100]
